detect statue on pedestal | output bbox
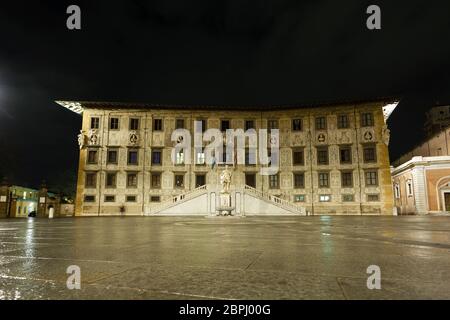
[220,165,232,193]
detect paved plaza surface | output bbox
[0,216,449,300]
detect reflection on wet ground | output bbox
[0,216,449,299]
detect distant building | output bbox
[424,105,450,137]
[8,186,39,217]
[57,99,398,217]
[392,127,450,215]
[0,181,72,218]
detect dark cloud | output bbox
[0,0,449,187]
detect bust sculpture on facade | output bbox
[220,165,232,193]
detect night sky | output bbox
[0,0,450,192]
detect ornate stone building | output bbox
[57,100,397,216]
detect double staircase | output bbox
[147,184,306,216]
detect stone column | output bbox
[37,181,48,218]
[0,178,9,218]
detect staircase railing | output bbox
[244,185,305,215]
[149,185,208,214]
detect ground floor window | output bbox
[342,194,354,202]
[294,194,306,202]
[245,173,256,188]
[104,195,115,202]
[84,195,95,202]
[367,194,380,202]
[269,174,279,189]
[126,195,137,202]
[195,174,206,188]
[319,195,331,202]
[150,196,161,202]
[174,174,185,188]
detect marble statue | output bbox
[220,165,232,193]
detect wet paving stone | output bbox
[0,216,449,299]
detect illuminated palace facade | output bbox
[57,100,397,217]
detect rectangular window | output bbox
[269,174,279,189]
[129,118,140,130]
[268,120,278,130]
[104,195,115,203]
[126,195,137,202]
[294,173,305,188]
[150,196,161,202]
[317,147,329,165]
[245,174,256,188]
[87,150,98,164]
[84,195,95,202]
[245,120,255,131]
[127,173,138,188]
[90,117,100,129]
[175,150,184,165]
[363,145,377,163]
[315,117,327,130]
[294,195,306,203]
[292,119,302,131]
[128,150,139,165]
[107,149,118,164]
[196,149,205,165]
[365,171,378,186]
[361,113,374,127]
[105,173,117,188]
[318,172,329,188]
[110,117,119,130]
[195,174,206,188]
[337,114,349,129]
[367,194,380,202]
[341,171,353,187]
[221,120,230,131]
[342,194,354,202]
[151,173,161,189]
[394,184,401,199]
[152,149,162,165]
[174,174,184,188]
[406,180,413,197]
[340,147,352,164]
[319,195,331,202]
[197,119,207,132]
[245,148,257,165]
[85,173,97,188]
[293,149,304,165]
[176,119,185,129]
[153,119,163,131]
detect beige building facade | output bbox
[57,100,397,217]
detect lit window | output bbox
[319,195,331,202]
[176,150,184,165]
[294,194,305,202]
